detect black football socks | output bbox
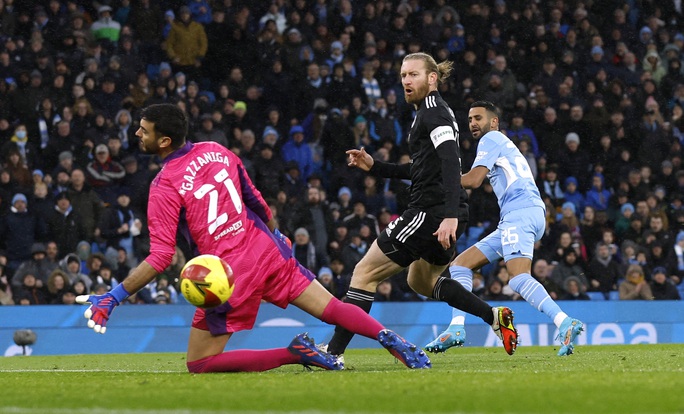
[433,276,494,325]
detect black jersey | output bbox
[369,91,469,220]
[405,91,469,220]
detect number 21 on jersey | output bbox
[193,168,243,235]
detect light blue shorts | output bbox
[475,206,545,263]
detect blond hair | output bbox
[403,52,453,84]
[626,264,644,278]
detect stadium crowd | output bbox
[0,0,683,306]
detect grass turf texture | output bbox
[1,344,682,414]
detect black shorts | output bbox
[377,208,467,267]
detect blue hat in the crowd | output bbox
[331,41,343,51]
[117,187,131,197]
[32,169,44,178]
[593,172,605,184]
[561,201,576,214]
[262,126,278,139]
[159,62,172,72]
[620,203,635,215]
[591,45,604,55]
[338,186,352,198]
[677,231,684,243]
[651,266,667,277]
[676,33,684,42]
[11,193,27,205]
[318,267,333,278]
[564,176,578,187]
[289,125,304,137]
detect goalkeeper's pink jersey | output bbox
[145,141,274,273]
[146,141,313,333]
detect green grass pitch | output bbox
[0,344,682,414]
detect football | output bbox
[179,254,235,308]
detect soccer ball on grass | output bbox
[179,254,234,308]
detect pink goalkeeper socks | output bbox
[187,348,297,373]
[321,297,384,339]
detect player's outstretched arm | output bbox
[76,261,159,334]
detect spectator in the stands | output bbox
[12,243,57,291]
[560,276,591,301]
[619,264,654,300]
[586,242,623,298]
[0,194,46,275]
[165,6,208,82]
[67,168,104,243]
[85,144,125,205]
[649,266,681,300]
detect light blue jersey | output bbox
[472,130,546,217]
[430,130,580,355]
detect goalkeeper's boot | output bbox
[316,343,345,366]
[491,307,518,355]
[378,329,431,369]
[556,317,584,356]
[288,333,344,370]
[424,325,466,353]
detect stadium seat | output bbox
[608,291,620,300]
[586,291,605,301]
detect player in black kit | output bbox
[325,53,518,361]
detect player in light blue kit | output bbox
[425,101,584,356]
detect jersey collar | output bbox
[162,141,194,165]
[419,90,440,109]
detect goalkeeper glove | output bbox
[76,284,130,334]
[273,228,292,249]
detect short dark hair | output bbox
[470,100,500,118]
[140,104,188,149]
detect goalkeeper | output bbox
[77,104,431,372]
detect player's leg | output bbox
[328,209,444,356]
[424,245,490,352]
[408,254,508,334]
[184,256,341,374]
[186,326,341,372]
[186,325,319,373]
[503,208,584,356]
[410,256,516,355]
[426,226,518,354]
[293,277,430,369]
[326,240,405,356]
